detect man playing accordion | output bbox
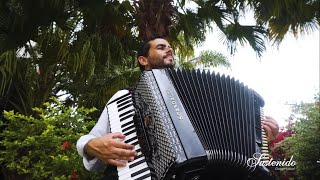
[76,36,279,179]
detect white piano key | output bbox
[119,164,149,178]
[118,152,144,175]
[118,99,133,107]
[122,126,135,133]
[110,113,134,125]
[111,119,135,131]
[110,105,133,114]
[108,106,135,117]
[107,90,130,104]
[111,121,134,132]
[108,105,134,114]
[113,122,135,132]
[109,110,134,120]
[112,124,134,134]
[123,132,137,142]
[132,170,151,180]
[133,144,141,151]
[118,156,145,172]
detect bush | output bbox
[283,95,320,180]
[0,98,105,179]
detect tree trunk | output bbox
[134,0,175,39]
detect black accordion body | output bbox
[107,69,273,180]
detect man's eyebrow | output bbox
[155,44,171,48]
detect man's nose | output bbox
[166,47,173,54]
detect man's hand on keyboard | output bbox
[262,116,279,144]
[84,132,138,167]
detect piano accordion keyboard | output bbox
[107,90,152,180]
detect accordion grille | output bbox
[134,73,178,179]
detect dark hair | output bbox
[137,35,165,71]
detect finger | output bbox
[264,115,274,120]
[113,154,135,161]
[106,159,127,167]
[263,116,278,127]
[263,115,272,119]
[262,120,277,128]
[263,124,276,143]
[262,124,272,135]
[113,147,137,157]
[106,151,135,161]
[111,132,126,139]
[112,140,135,150]
[262,121,279,136]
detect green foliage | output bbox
[1,0,319,117]
[0,0,139,116]
[283,94,320,180]
[197,50,231,68]
[176,50,231,70]
[247,0,319,44]
[0,98,104,179]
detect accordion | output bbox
[107,69,273,180]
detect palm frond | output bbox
[249,0,319,44]
[197,50,231,68]
[221,22,267,57]
[0,50,17,96]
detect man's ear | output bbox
[138,56,148,66]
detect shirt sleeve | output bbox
[76,106,111,171]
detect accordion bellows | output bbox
[131,69,271,179]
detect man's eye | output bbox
[157,46,166,50]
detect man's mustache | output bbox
[164,54,174,60]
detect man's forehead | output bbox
[149,38,170,47]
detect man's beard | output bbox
[150,62,174,69]
[149,56,175,69]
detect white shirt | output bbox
[76,106,110,171]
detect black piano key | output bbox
[120,114,134,122]
[119,103,134,112]
[136,148,142,153]
[129,158,146,168]
[118,99,132,108]
[131,167,149,177]
[107,93,131,105]
[132,140,139,146]
[123,124,135,133]
[121,121,134,129]
[119,109,135,118]
[124,129,136,136]
[135,173,151,180]
[117,95,132,105]
[121,123,134,132]
[125,136,138,144]
[107,92,130,105]
[134,153,144,160]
